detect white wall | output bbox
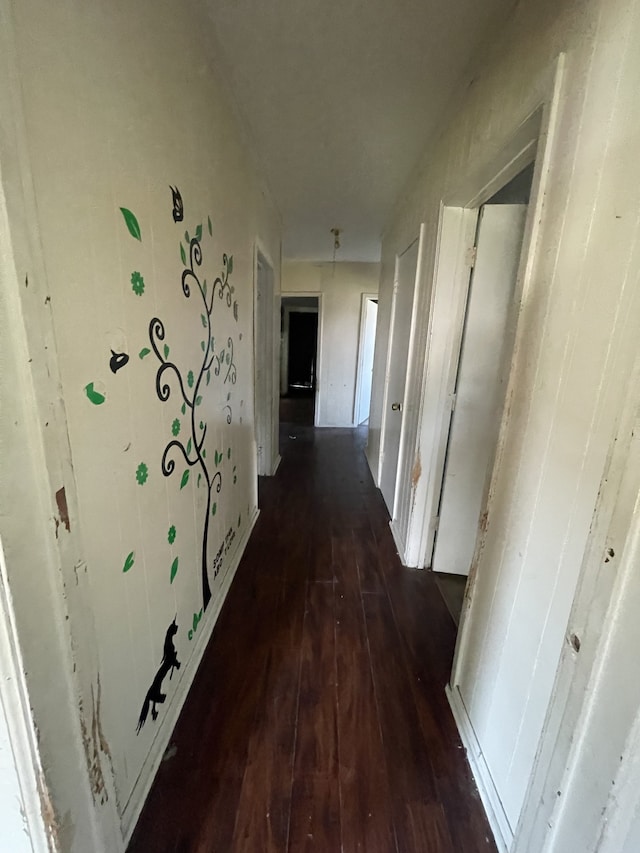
[281,261,380,427]
[369,0,640,848]
[1,0,280,849]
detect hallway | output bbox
[128,424,495,852]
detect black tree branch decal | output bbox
[149,233,236,611]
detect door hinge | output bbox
[465,245,477,268]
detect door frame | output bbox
[353,292,378,426]
[0,539,50,852]
[444,58,565,849]
[253,240,280,477]
[402,56,565,573]
[279,292,323,427]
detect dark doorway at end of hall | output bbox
[280,296,318,427]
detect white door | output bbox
[432,204,527,575]
[379,239,419,515]
[354,296,378,425]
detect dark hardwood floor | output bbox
[127,421,496,853]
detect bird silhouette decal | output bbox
[170,185,184,223]
[109,349,129,374]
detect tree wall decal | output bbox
[148,230,237,611]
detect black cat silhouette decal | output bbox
[170,185,184,222]
[136,619,181,733]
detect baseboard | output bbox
[365,447,379,486]
[446,684,513,853]
[389,518,408,564]
[121,506,260,844]
[270,454,282,476]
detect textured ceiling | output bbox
[205,0,516,261]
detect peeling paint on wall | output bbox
[79,676,112,806]
[54,487,70,533]
[36,767,62,850]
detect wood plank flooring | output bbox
[127,424,496,853]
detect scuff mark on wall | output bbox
[55,487,70,532]
[36,767,61,850]
[79,676,112,806]
[411,451,422,490]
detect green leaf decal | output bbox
[197,473,202,487]
[207,215,213,236]
[184,230,190,244]
[84,382,105,405]
[227,447,231,459]
[139,347,151,359]
[119,207,141,241]
[180,242,186,265]
[170,557,179,584]
[202,448,206,458]
[195,396,202,406]
[122,551,135,573]
[186,438,192,455]
[215,450,222,466]
[227,255,234,274]
[180,469,189,490]
[201,340,205,351]
[206,370,211,385]
[212,502,217,516]
[164,343,170,359]
[181,402,186,415]
[195,224,203,241]
[201,313,207,328]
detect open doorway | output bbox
[279,295,319,427]
[432,162,535,624]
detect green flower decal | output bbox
[168,525,176,544]
[131,271,145,296]
[171,418,181,436]
[135,462,148,485]
[187,370,194,388]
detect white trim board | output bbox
[447,684,512,853]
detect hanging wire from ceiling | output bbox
[330,227,341,273]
